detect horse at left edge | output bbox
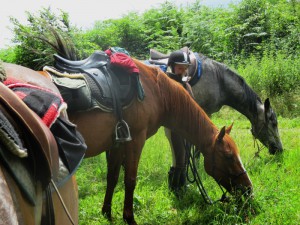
[0,72,79,225]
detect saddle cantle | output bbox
[54,50,109,72]
[150,49,170,60]
[0,81,59,190]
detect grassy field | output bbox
[76,108,300,225]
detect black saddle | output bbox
[53,51,137,142]
[54,50,109,73]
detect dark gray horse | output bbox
[149,49,283,155]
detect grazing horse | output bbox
[0,80,78,224]
[191,53,283,154]
[3,58,252,225]
[149,49,283,155]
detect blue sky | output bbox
[0,0,238,49]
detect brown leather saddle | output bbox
[0,82,59,193]
[147,47,202,86]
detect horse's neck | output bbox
[159,74,217,153]
[220,66,262,124]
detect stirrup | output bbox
[115,120,132,142]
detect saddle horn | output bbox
[115,120,132,142]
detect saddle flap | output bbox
[0,82,59,187]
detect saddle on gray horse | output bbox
[50,50,144,142]
[147,47,202,86]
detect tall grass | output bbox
[235,51,300,118]
[76,108,300,224]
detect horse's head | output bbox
[252,98,283,154]
[204,124,252,197]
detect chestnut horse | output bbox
[0,68,78,224]
[3,60,252,225]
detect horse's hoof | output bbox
[102,206,112,220]
[124,216,137,225]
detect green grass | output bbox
[76,108,300,224]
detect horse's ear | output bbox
[264,98,271,111]
[217,126,226,142]
[264,98,272,121]
[226,122,234,134]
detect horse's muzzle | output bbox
[234,184,253,198]
[269,142,283,154]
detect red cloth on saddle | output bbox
[105,49,139,74]
[4,77,65,127]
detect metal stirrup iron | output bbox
[115,120,132,142]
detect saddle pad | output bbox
[44,66,92,112]
[4,77,66,127]
[0,110,27,157]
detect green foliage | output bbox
[142,1,184,53]
[236,50,300,117]
[9,7,91,69]
[88,13,148,58]
[181,3,233,60]
[0,47,16,63]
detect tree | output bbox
[142,1,184,53]
[9,7,95,69]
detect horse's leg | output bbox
[122,137,144,225]
[164,128,186,193]
[102,146,124,220]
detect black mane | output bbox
[224,63,261,116]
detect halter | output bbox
[185,141,247,204]
[251,120,267,156]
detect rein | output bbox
[184,141,228,204]
[251,121,266,156]
[50,180,75,225]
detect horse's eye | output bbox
[225,153,234,160]
[224,145,234,159]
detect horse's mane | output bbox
[226,65,261,115]
[209,58,262,117]
[135,60,217,141]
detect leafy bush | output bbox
[236,50,300,117]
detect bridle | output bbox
[185,141,247,204]
[251,119,267,156]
